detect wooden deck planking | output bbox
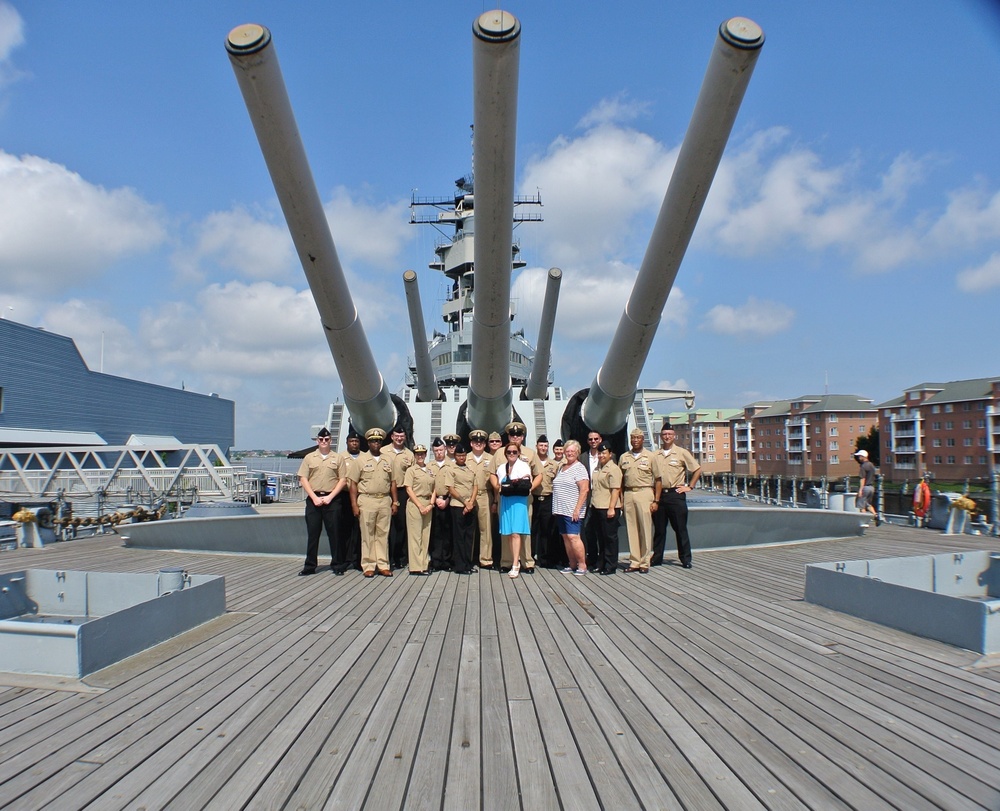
[609,568,993,809]
[0,526,996,809]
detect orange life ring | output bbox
[913,481,931,517]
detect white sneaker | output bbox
[560,566,574,573]
[574,568,587,576]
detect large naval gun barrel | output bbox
[581,17,764,435]
[226,24,396,433]
[523,267,562,401]
[467,9,521,433]
[403,270,440,402]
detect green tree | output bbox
[854,426,880,466]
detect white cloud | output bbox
[137,281,335,380]
[0,1,25,90]
[0,151,166,292]
[323,185,412,269]
[173,207,295,283]
[513,263,688,345]
[956,252,1000,293]
[577,92,651,129]
[701,296,794,337]
[518,120,676,270]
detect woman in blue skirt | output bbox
[491,444,534,578]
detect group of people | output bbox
[296,420,702,580]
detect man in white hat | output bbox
[853,449,881,526]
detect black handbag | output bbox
[500,477,532,496]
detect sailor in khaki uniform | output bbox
[618,428,661,572]
[590,442,623,574]
[387,427,415,569]
[296,427,347,576]
[348,427,397,577]
[442,443,478,574]
[403,444,435,574]
[466,429,496,568]
[652,424,701,569]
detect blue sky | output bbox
[2,1,999,449]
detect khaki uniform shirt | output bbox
[656,446,700,489]
[442,464,477,507]
[590,460,623,509]
[338,452,361,486]
[350,451,394,496]
[466,453,496,495]
[536,456,562,496]
[404,464,436,504]
[388,446,415,487]
[297,450,341,492]
[619,448,660,490]
[431,459,452,498]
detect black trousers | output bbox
[336,491,360,570]
[450,505,477,573]
[531,495,555,564]
[304,498,341,570]
[652,489,691,565]
[594,508,621,572]
[583,508,601,569]
[430,503,453,569]
[389,489,409,568]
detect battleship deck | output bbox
[1,524,998,810]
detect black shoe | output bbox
[330,567,345,576]
[874,516,882,527]
[599,568,615,576]
[298,568,317,576]
[682,561,693,569]
[522,567,535,575]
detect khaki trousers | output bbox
[476,492,493,566]
[406,500,432,572]
[623,488,654,568]
[359,493,390,573]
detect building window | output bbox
[946,438,956,447]
[947,455,956,464]
[946,421,954,429]
[830,427,838,436]
[830,441,838,450]
[932,405,941,414]
[816,453,823,461]
[831,455,839,464]
[934,455,943,464]
[978,419,986,428]
[964,438,972,447]
[963,420,972,429]
[933,439,941,447]
[945,404,954,413]
[963,402,971,411]
[964,456,973,464]
[981,456,988,464]
[932,421,941,430]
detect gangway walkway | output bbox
[0,444,248,502]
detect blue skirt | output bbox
[499,494,530,535]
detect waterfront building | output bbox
[0,319,235,451]
[730,395,877,480]
[878,377,1000,483]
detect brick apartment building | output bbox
[727,395,877,480]
[878,377,1000,483]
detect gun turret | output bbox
[226,24,397,434]
[467,10,521,433]
[580,17,764,435]
[522,267,562,401]
[403,270,441,403]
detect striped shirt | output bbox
[552,461,589,519]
